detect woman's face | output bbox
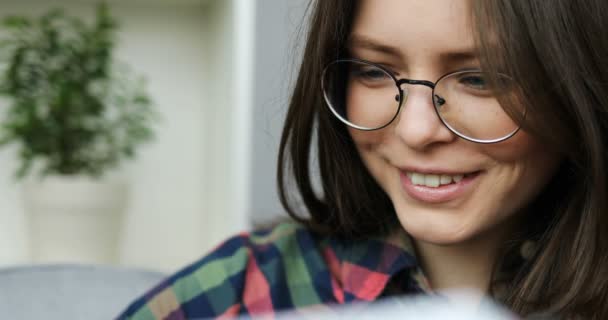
[348,0,560,245]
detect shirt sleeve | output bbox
[116,233,252,320]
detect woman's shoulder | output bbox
[117,221,424,319]
[116,221,324,319]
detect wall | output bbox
[249,0,310,225]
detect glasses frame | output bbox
[321,58,522,144]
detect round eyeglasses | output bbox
[321,59,524,144]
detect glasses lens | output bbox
[434,71,522,142]
[322,60,400,130]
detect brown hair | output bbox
[277,0,398,238]
[277,0,608,318]
[473,1,608,318]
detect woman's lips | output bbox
[399,170,481,203]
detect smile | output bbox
[400,170,481,203]
[405,172,477,188]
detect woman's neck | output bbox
[413,229,507,294]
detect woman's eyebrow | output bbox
[348,33,479,64]
[347,34,403,59]
[439,51,479,64]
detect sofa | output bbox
[0,264,165,320]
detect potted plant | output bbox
[0,3,156,264]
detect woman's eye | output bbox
[352,67,388,81]
[459,75,487,90]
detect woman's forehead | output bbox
[351,0,476,63]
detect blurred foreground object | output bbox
[0,3,157,264]
[277,290,518,319]
[0,264,165,320]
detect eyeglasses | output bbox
[321,59,524,144]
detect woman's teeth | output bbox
[406,172,465,188]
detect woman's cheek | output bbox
[478,130,540,162]
[348,127,388,149]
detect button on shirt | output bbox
[117,222,430,319]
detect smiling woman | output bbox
[347,0,558,259]
[118,0,608,319]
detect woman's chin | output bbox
[406,227,473,246]
[395,211,476,246]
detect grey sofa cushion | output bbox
[0,264,165,320]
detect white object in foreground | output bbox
[276,290,518,320]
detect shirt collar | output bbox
[323,229,431,303]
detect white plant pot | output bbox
[22,175,128,264]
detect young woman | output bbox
[118,0,608,319]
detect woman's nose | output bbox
[393,86,455,150]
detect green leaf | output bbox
[2,16,32,29]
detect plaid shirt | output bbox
[117,222,430,319]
